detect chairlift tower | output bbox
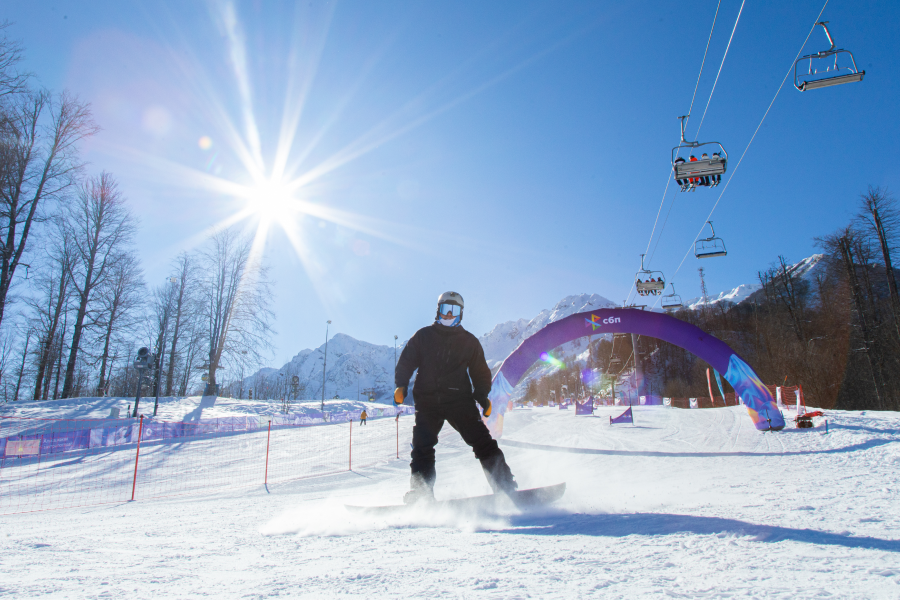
[699,266,710,310]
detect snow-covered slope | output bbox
[4,405,897,598]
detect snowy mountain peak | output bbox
[685,254,824,310]
[479,293,618,371]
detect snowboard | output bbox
[345,482,565,516]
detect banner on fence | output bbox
[2,405,415,460]
[4,438,41,456]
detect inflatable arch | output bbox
[485,308,785,436]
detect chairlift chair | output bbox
[661,283,683,310]
[694,221,727,259]
[635,254,666,296]
[794,22,864,92]
[671,116,727,192]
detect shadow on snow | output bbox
[499,438,900,458]
[500,512,900,552]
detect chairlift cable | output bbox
[693,0,746,141]
[647,188,679,266]
[666,0,831,287]
[684,0,722,132]
[636,1,723,307]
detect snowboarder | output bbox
[360,410,367,425]
[394,291,518,504]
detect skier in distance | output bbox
[394,291,518,504]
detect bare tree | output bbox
[94,251,144,395]
[145,279,180,398]
[0,22,29,99]
[0,91,97,330]
[11,325,32,401]
[26,224,73,399]
[164,252,195,395]
[197,228,274,395]
[178,318,205,395]
[166,252,195,396]
[855,186,900,340]
[0,327,14,401]
[61,172,137,398]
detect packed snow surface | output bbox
[3,394,393,423]
[1,404,898,598]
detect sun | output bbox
[245,179,298,222]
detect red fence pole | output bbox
[349,420,352,471]
[130,415,144,501]
[264,420,271,485]
[396,415,399,459]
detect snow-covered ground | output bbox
[1,394,396,423]
[1,404,898,598]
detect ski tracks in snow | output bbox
[0,406,898,598]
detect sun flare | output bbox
[245,179,298,222]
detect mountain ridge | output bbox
[243,256,823,402]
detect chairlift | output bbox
[635,254,666,297]
[661,283,683,310]
[794,22,864,92]
[671,116,727,192]
[694,221,727,259]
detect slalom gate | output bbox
[0,408,414,516]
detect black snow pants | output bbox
[410,400,513,491]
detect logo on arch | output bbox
[585,314,621,331]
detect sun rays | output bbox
[112,0,592,308]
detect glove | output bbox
[394,387,407,405]
[479,398,492,418]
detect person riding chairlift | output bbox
[689,155,698,186]
[699,153,711,186]
[712,153,722,184]
[674,157,686,187]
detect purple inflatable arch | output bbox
[485,308,785,436]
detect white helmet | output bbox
[436,291,464,326]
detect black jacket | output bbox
[395,324,492,406]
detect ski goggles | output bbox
[438,303,462,318]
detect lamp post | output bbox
[321,320,331,413]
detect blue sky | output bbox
[5,1,898,366]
